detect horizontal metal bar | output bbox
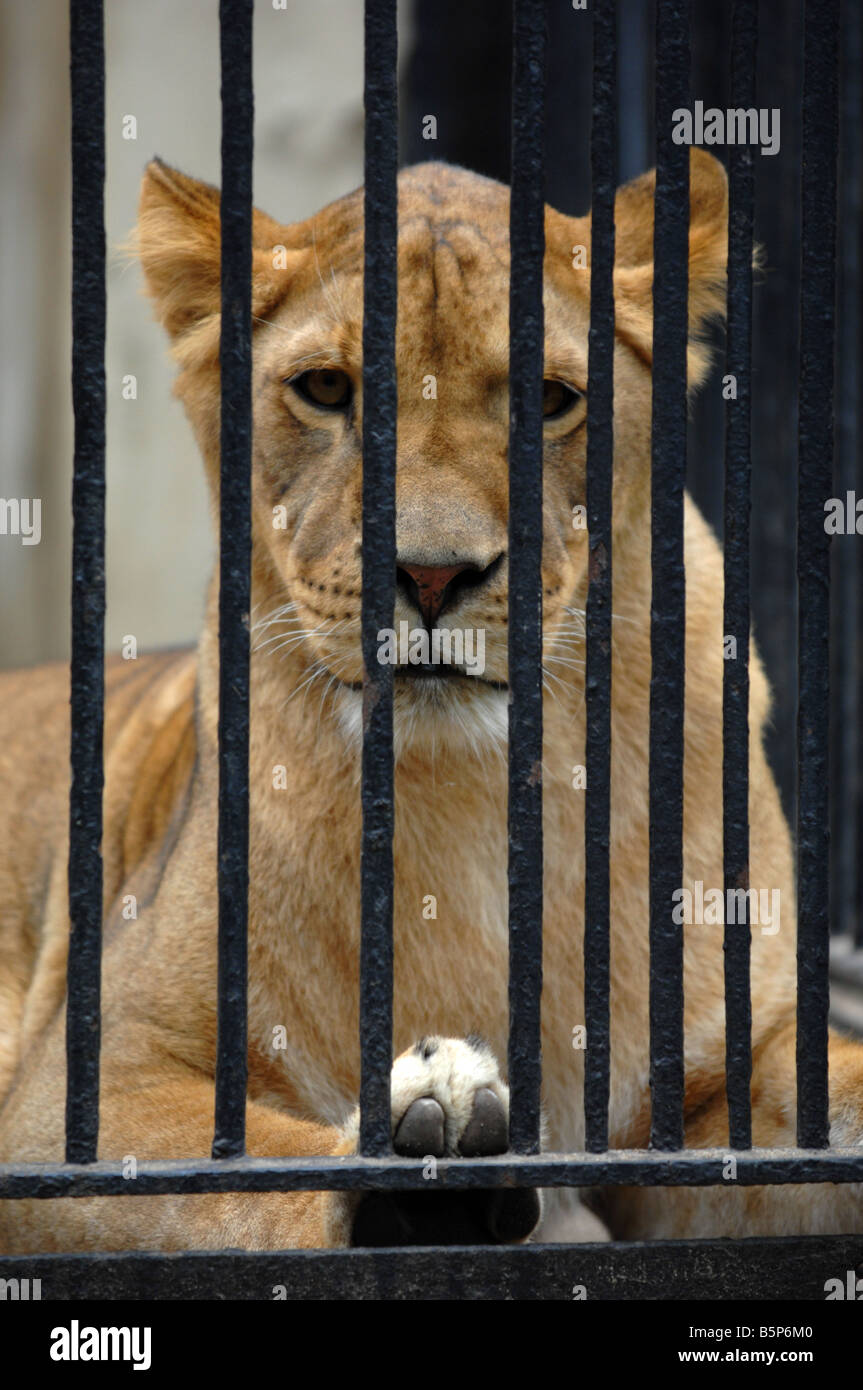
[3,1236,863,1300]
[5,1147,863,1199]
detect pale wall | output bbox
[0,0,409,669]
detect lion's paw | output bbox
[347,1035,541,1247]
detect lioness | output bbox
[1,149,862,1253]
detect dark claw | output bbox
[394,1096,445,1156]
[460,1086,508,1156]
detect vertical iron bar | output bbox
[359,0,398,1156]
[648,0,689,1151]
[832,0,862,946]
[66,0,106,1166]
[584,0,617,1154]
[722,0,757,1151]
[508,0,547,1155]
[796,0,838,1150]
[212,0,254,1159]
[849,0,863,950]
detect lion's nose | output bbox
[396,556,503,627]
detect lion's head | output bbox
[136,151,727,754]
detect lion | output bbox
[1,149,862,1254]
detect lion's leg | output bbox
[0,1034,540,1252]
[603,1022,863,1239]
[0,1060,347,1253]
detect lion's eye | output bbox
[290,368,352,411]
[543,380,583,420]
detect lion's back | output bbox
[0,649,197,1103]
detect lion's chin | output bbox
[333,676,509,760]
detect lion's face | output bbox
[249,165,595,753]
[137,154,726,754]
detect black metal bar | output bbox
[847,0,863,950]
[507,0,547,1157]
[648,0,689,1151]
[359,0,398,1157]
[796,0,838,1151]
[212,0,254,1160]
[4,1236,863,1301]
[7,1146,863,1199]
[722,0,757,1152]
[832,0,862,946]
[584,0,617,1155]
[65,0,106,1168]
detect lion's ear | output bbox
[610,148,728,388]
[135,159,300,340]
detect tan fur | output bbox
[1,150,861,1253]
